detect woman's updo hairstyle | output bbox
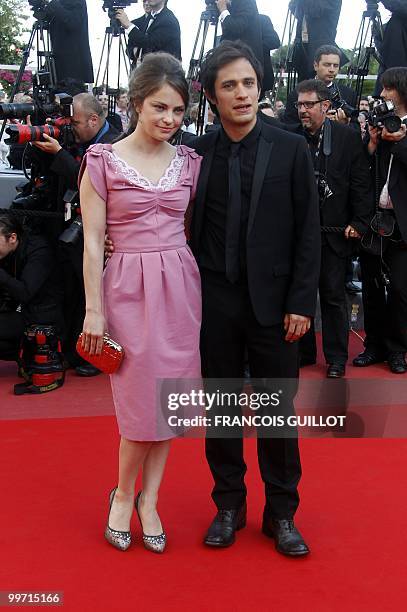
[127,52,189,131]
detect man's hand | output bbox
[381,124,407,143]
[216,0,228,13]
[284,314,311,343]
[327,108,349,124]
[32,133,62,154]
[115,8,132,29]
[104,234,114,260]
[344,225,361,239]
[367,125,381,155]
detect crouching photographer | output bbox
[0,214,63,366]
[355,67,407,373]
[31,93,120,375]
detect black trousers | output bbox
[300,243,349,365]
[200,271,301,519]
[360,243,407,354]
[0,311,25,358]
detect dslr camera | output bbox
[203,0,219,25]
[330,87,357,119]
[367,98,402,133]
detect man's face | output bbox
[297,91,330,133]
[207,58,259,132]
[71,103,102,143]
[0,233,17,260]
[381,86,403,111]
[143,0,151,12]
[148,0,164,10]
[314,54,340,84]
[275,100,285,111]
[117,93,128,111]
[98,94,109,112]
[359,99,370,112]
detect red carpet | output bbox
[1,334,406,611]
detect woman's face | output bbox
[136,84,186,142]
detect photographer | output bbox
[0,215,63,361]
[33,0,94,84]
[116,0,181,65]
[217,1,263,70]
[354,67,407,373]
[31,93,119,375]
[284,45,357,126]
[292,80,373,377]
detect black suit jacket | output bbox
[220,0,263,71]
[190,121,321,326]
[44,0,94,84]
[127,7,181,62]
[260,14,281,93]
[379,1,407,71]
[292,121,374,256]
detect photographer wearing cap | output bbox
[354,67,407,374]
[116,0,181,66]
[292,80,373,377]
[284,45,357,126]
[34,0,94,84]
[0,215,63,362]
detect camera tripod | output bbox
[186,6,220,135]
[94,13,131,118]
[0,16,57,141]
[270,6,298,106]
[346,1,384,101]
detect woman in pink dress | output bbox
[79,54,202,553]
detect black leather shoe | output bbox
[388,352,407,374]
[327,363,345,378]
[262,518,310,556]
[204,502,247,547]
[75,364,102,377]
[352,350,385,367]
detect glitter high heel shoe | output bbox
[135,491,166,554]
[104,487,132,551]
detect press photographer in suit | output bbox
[374,1,407,95]
[217,1,263,69]
[34,0,94,84]
[116,0,181,65]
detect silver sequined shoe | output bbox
[135,491,166,554]
[104,487,132,551]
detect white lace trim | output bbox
[105,150,185,191]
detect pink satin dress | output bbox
[80,143,202,441]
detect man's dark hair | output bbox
[314,45,341,64]
[200,40,263,100]
[381,67,407,109]
[0,214,24,241]
[297,79,331,102]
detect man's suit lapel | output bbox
[247,134,273,236]
[192,142,217,251]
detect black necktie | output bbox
[225,142,242,284]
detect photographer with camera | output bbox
[115,0,181,66]
[0,214,63,363]
[376,2,407,86]
[31,0,94,84]
[354,67,407,373]
[30,93,120,375]
[284,45,357,126]
[291,80,373,377]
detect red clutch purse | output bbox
[76,333,125,374]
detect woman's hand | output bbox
[81,310,106,355]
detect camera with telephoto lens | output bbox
[102,0,138,19]
[330,87,357,119]
[367,98,402,133]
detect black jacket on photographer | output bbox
[293,119,373,256]
[0,232,63,355]
[220,0,264,73]
[127,6,181,64]
[379,1,407,73]
[260,14,281,93]
[38,0,94,84]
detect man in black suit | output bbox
[259,13,281,94]
[291,80,373,377]
[191,41,321,556]
[374,1,407,95]
[116,0,181,65]
[354,67,407,374]
[36,0,94,84]
[284,45,357,126]
[290,0,344,82]
[217,1,262,65]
